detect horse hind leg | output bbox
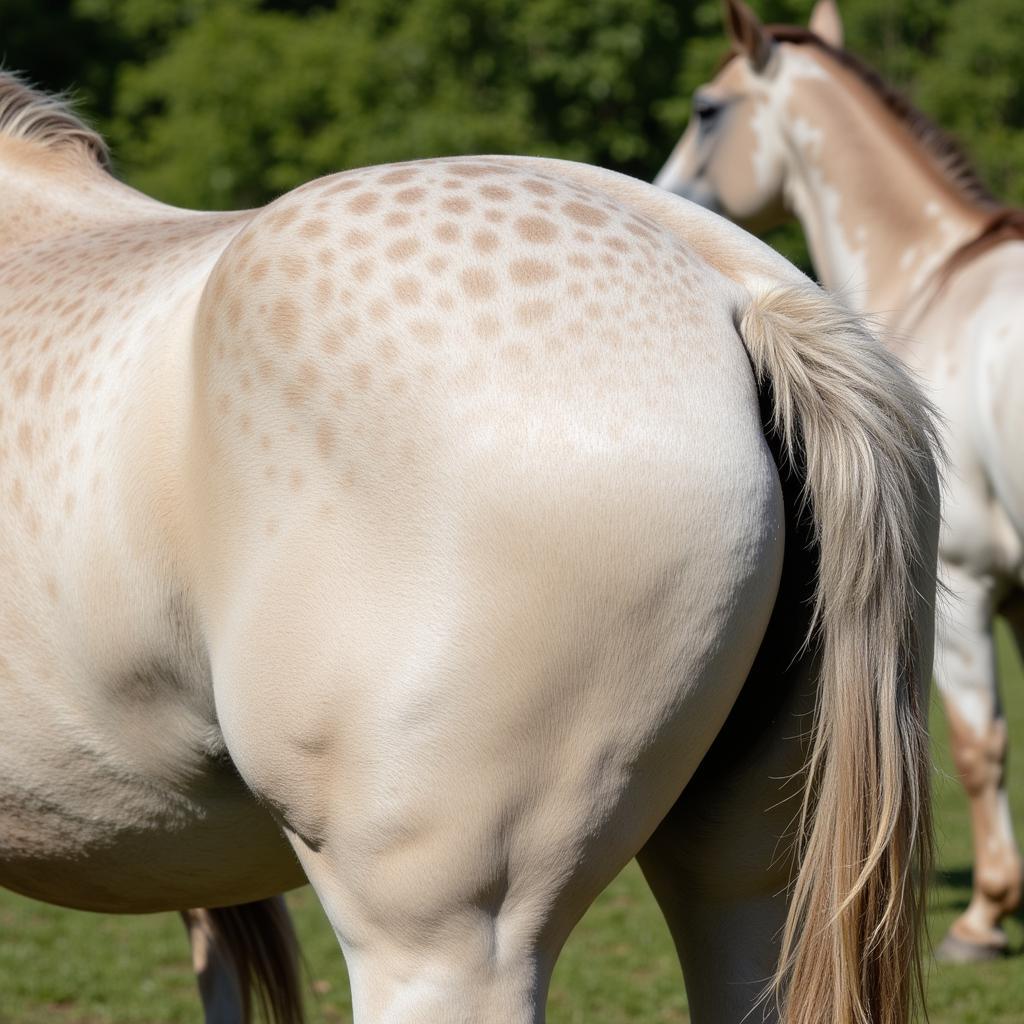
[935,567,1023,962]
[637,511,817,1024]
[180,897,303,1024]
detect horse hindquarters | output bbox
[195,461,782,1024]
[186,169,786,1023]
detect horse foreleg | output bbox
[935,567,1022,961]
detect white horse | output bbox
[0,72,939,1023]
[655,0,1024,963]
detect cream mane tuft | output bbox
[0,70,109,169]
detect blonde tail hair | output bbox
[740,285,940,1024]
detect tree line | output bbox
[7,0,1024,261]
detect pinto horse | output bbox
[0,72,939,1023]
[656,0,1024,964]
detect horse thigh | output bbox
[209,585,774,1021]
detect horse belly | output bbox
[0,598,304,911]
[0,708,305,912]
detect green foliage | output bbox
[5,0,1023,232]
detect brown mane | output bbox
[0,71,110,169]
[722,26,1024,277]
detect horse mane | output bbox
[764,26,997,208]
[0,71,110,169]
[723,26,1024,277]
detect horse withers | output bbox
[655,0,1024,963]
[0,72,939,1022]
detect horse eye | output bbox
[693,95,722,129]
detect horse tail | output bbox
[738,285,940,1024]
[207,896,304,1024]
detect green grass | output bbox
[1,620,1022,1023]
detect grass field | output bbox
[1,621,1022,1024]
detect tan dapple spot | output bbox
[352,258,374,284]
[480,186,513,202]
[447,164,505,178]
[324,177,361,195]
[460,267,498,300]
[434,222,460,244]
[267,206,300,232]
[351,363,373,393]
[513,301,554,327]
[345,229,373,250]
[502,342,531,370]
[441,196,472,216]
[348,192,381,216]
[603,236,631,256]
[314,418,336,459]
[472,229,499,254]
[284,362,321,409]
[564,202,609,229]
[509,258,556,286]
[483,209,506,224]
[379,169,419,186]
[296,217,327,238]
[386,237,421,262]
[393,276,423,305]
[394,187,427,206]
[473,313,502,340]
[515,216,558,244]
[377,338,400,364]
[426,255,446,275]
[385,212,412,228]
[315,278,334,308]
[281,255,309,282]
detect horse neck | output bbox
[0,139,164,247]
[777,50,989,327]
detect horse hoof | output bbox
[934,932,1006,964]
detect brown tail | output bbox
[207,896,304,1024]
[740,285,941,1023]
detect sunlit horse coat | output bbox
[0,72,939,1024]
[656,0,1024,963]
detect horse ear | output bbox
[809,0,844,48]
[723,0,773,72]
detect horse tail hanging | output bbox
[738,285,941,1024]
[193,896,305,1024]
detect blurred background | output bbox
[6,1,1024,232]
[1,1,1023,1021]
